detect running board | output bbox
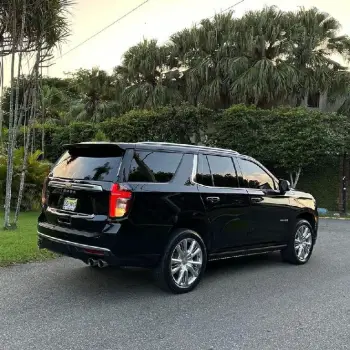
[208,244,287,262]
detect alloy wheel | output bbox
[170,238,203,288]
[294,224,313,262]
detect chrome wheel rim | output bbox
[294,225,312,262]
[170,238,203,288]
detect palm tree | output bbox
[289,7,350,108]
[39,84,68,156]
[67,67,120,122]
[227,7,300,107]
[1,0,74,228]
[169,13,236,108]
[40,85,66,122]
[115,39,183,109]
[169,8,299,108]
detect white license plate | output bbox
[62,198,78,211]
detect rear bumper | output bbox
[38,232,160,268]
[38,232,111,253]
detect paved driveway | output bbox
[1,219,350,350]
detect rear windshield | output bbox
[51,150,123,182]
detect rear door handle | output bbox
[251,196,263,203]
[206,196,220,203]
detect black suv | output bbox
[38,142,318,293]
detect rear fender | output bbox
[172,212,212,251]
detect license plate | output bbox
[62,198,78,211]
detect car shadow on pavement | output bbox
[205,252,285,278]
[49,252,285,298]
[207,251,283,270]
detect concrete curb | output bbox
[319,217,350,220]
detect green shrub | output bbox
[100,104,213,144]
[210,105,349,181]
[0,148,51,211]
[5,104,349,211]
[14,104,214,162]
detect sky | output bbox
[3,0,350,82]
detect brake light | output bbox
[41,177,49,206]
[109,183,132,218]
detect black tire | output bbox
[154,228,207,294]
[281,219,315,265]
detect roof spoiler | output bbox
[63,142,127,155]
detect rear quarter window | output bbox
[128,150,183,183]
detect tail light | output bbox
[42,177,49,206]
[109,183,132,218]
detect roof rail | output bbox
[137,141,239,154]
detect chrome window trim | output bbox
[190,154,246,191]
[235,156,278,191]
[191,153,280,192]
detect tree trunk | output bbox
[0,56,4,147]
[4,50,17,228]
[41,127,45,158]
[14,115,32,223]
[302,92,308,107]
[14,123,31,223]
[319,90,328,112]
[31,128,35,153]
[289,167,302,188]
[41,77,45,157]
[14,88,34,223]
[16,71,35,143]
[15,88,29,147]
[4,0,27,229]
[14,46,40,224]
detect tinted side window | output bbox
[196,154,213,186]
[238,158,275,190]
[207,155,238,188]
[128,151,183,183]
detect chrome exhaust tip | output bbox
[87,258,97,267]
[97,259,108,268]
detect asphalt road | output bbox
[1,219,350,350]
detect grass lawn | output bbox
[0,212,56,267]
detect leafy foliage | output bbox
[0,148,51,210]
[13,104,214,161]
[210,105,350,176]
[2,6,350,125]
[114,39,184,110]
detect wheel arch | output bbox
[172,213,212,251]
[296,211,318,238]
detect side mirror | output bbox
[279,179,290,193]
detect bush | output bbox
[100,104,213,144]
[3,104,349,211]
[14,104,215,162]
[0,148,51,211]
[209,105,350,186]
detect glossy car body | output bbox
[38,142,318,281]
